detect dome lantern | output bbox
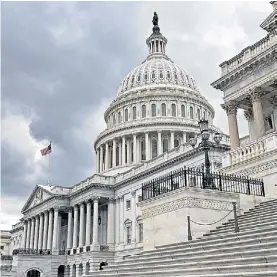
[146,12,167,57]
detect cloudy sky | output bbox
[1,1,272,229]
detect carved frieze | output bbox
[142,197,233,219]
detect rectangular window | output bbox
[126,200,131,210]
[138,223,143,243]
[127,226,131,244]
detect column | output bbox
[92,198,99,246]
[131,191,136,244]
[116,198,120,244]
[47,209,54,250]
[96,149,100,173]
[170,131,174,150]
[126,138,130,164]
[122,137,126,166]
[79,203,85,247]
[183,132,186,144]
[22,221,28,249]
[133,134,137,163]
[120,197,124,244]
[99,145,103,173]
[251,90,265,138]
[222,102,240,149]
[73,205,78,249]
[34,216,39,250]
[112,139,116,168]
[52,208,59,250]
[38,213,44,250]
[157,131,162,156]
[67,208,73,249]
[105,142,109,170]
[30,217,35,249]
[85,201,92,246]
[145,132,149,160]
[26,220,31,248]
[107,198,115,249]
[42,211,49,250]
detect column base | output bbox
[108,243,115,251]
[91,244,100,251]
[51,249,59,255]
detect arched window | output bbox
[141,140,146,161]
[167,71,171,79]
[125,109,128,122]
[151,104,156,117]
[163,139,168,153]
[125,143,128,164]
[131,76,135,86]
[151,71,156,79]
[161,103,166,116]
[197,108,200,120]
[58,265,65,277]
[159,71,163,79]
[174,138,179,148]
[85,263,90,276]
[138,74,141,82]
[152,139,158,158]
[203,110,206,119]
[142,105,146,118]
[118,112,122,123]
[190,106,194,119]
[131,142,134,162]
[172,104,176,117]
[144,73,148,81]
[181,105,186,117]
[78,264,83,277]
[133,106,137,120]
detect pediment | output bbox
[22,185,53,212]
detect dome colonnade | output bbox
[94,12,215,175]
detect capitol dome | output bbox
[94,12,217,176]
[117,56,199,97]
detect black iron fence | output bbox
[142,167,265,201]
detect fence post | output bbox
[184,169,187,187]
[232,202,239,233]
[219,174,222,191]
[187,216,192,241]
[261,181,265,197]
[247,179,251,195]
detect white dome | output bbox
[117,55,199,96]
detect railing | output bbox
[222,132,277,167]
[12,248,51,255]
[220,33,276,75]
[142,167,265,201]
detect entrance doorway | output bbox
[27,270,41,277]
[58,265,65,277]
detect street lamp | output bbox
[189,119,223,188]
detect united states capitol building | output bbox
[2,2,277,277]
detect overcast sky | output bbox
[1,1,272,230]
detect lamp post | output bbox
[189,119,222,188]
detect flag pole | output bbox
[47,141,51,185]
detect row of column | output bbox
[22,207,59,251]
[223,90,265,150]
[22,197,116,252]
[96,131,188,173]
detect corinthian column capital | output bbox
[244,109,253,121]
[221,101,238,115]
[249,87,264,102]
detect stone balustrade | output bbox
[239,135,250,147]
[222,132,277,167]
[220,33,276,76]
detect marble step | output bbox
[87,262,277,276]
[149,229,277,253]
[124,241,277,262]
[203,225,277,238]
[240,206,277,216]
[207,222,277,235]
[101,255,277,274]
[108,249,277,270]
[222,211,277,225]
[215,216,277,230]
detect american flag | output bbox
[40,143,52,156]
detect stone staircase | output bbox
[86,199,277,277]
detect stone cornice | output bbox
[211,45,277,91]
